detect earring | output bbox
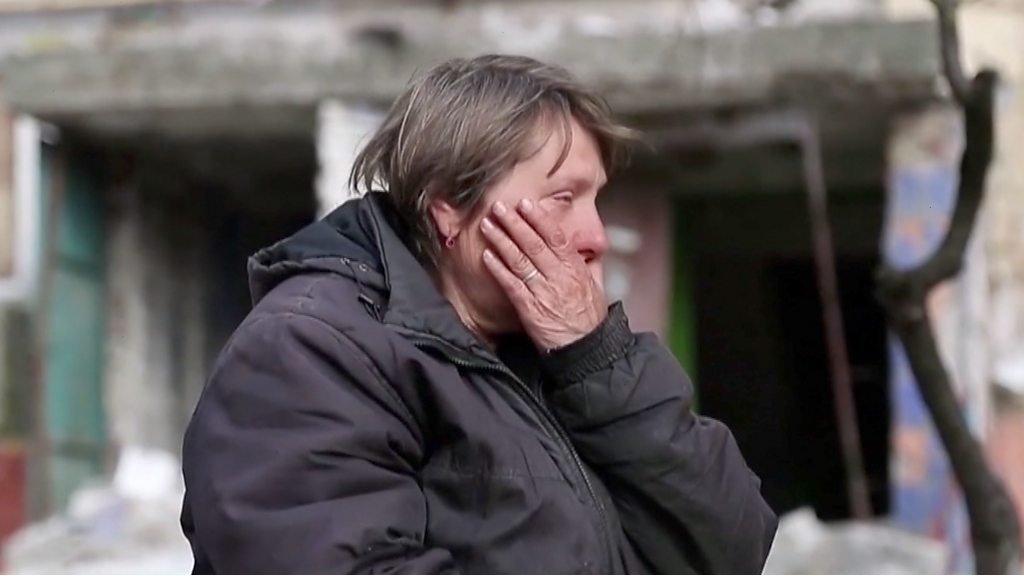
[445,234,457,249]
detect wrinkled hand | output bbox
[480,198,607,351]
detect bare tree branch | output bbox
[931,0,974,103]
[915,71,995,288]
[877,6,1022,569]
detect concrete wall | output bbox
[959,1,1024,555]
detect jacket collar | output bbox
[248,191,504,362]
[362,193,496,359]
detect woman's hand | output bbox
[480,198,607,351]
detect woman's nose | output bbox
[574,211,609,263]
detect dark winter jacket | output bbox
[180,192,777,574]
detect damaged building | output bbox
[0,0,1022,571]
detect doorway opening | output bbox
[677,190,890,519]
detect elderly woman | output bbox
[181,55,777,574]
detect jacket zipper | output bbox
[407,332,615,572]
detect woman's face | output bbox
[437,116,610,338]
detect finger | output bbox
[482,248,532,307]
[480,215,546,286]
[489,201,562,275]
[515,198,571,258]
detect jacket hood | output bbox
[248,193,387,304]
[247,192,491,357]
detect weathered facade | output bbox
[0,0,1020,571]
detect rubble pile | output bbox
[3,447,191,574]
[764,507,948,574]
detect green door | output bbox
[669,201,698,380]
[42,147,107,512]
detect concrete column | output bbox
[165,193,208,442]
[104,179,180,454]
[1,106,12,283]
[315,100,384,217]
[885,103,989,572]
[0,115,41,304]
[105,164,211,457]
[105,180,158,452]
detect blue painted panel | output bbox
[886,160,972,572]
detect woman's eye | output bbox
[551,191,573,204]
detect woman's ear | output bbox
[427,195,463,240]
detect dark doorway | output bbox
[190,138,319,364]
[681,191,890,519]
[117,132,318,433]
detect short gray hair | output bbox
[350,54,638,267]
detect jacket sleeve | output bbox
[540,302,778,574]
[182,312,457,574]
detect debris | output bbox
[3,446,191,574]
[763,507,948,574]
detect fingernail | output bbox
[520,198,533,212]
[481,217,495,231]
[483,249,494,261]
[493,201,507,216]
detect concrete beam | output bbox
[0,0,940,124]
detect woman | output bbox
[181,54,777,574]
